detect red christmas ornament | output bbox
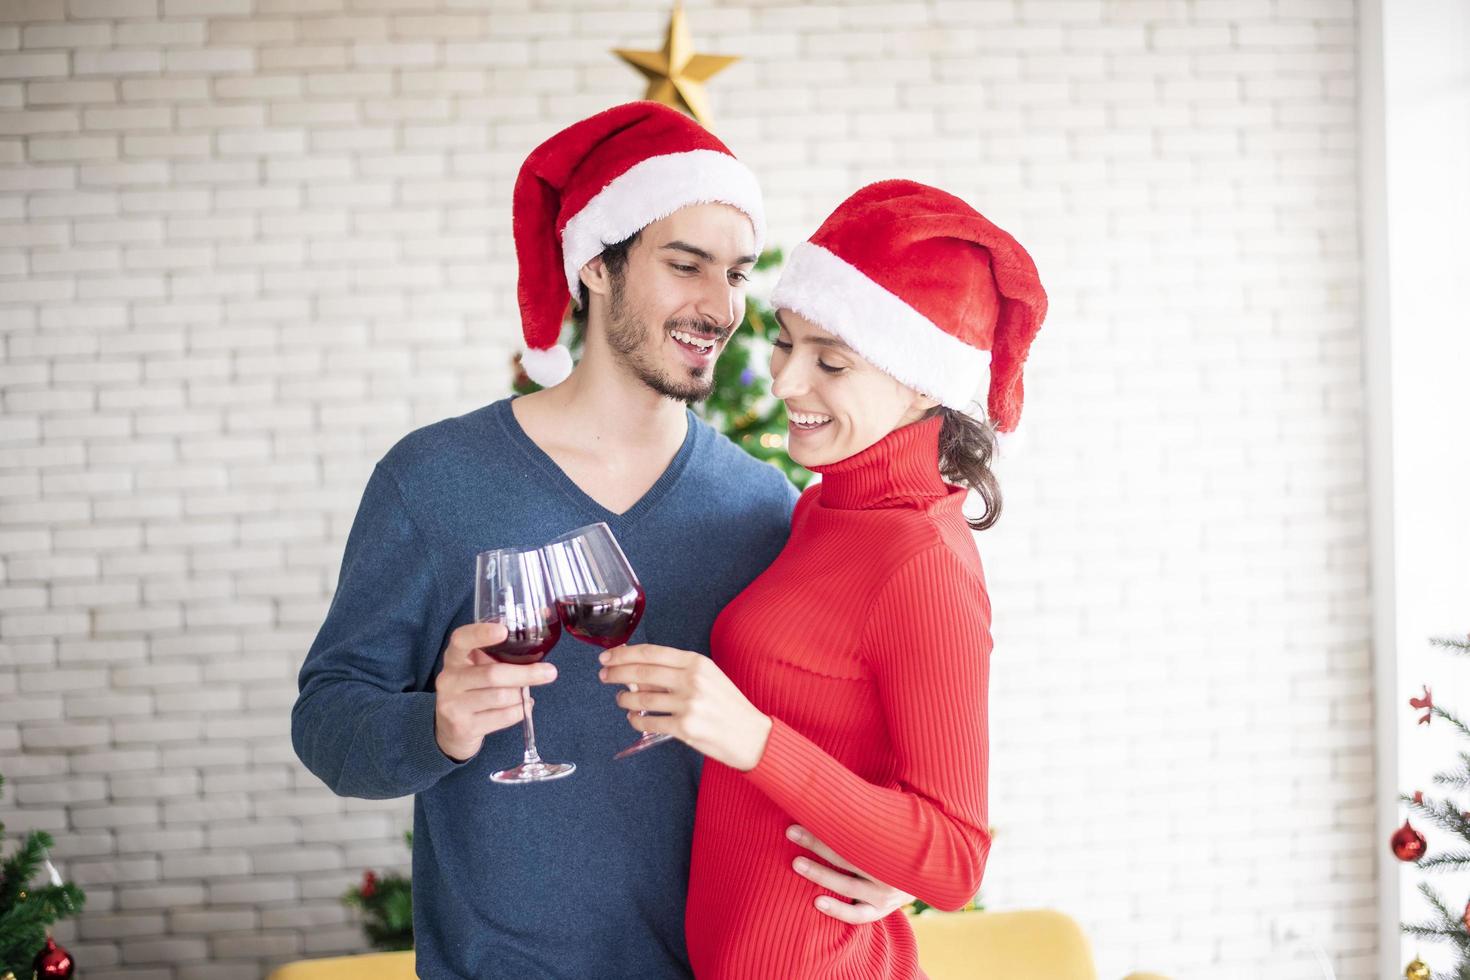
[1463,898,1470,932]
[33,935,74,979]
[360,870,377,899]
[1414,790,1424,805]
[1392,819,1427,862]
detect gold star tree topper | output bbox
[613,3,739,127]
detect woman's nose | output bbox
[770,356,807,400]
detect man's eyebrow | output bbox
[660,241,758,266]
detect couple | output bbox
[292,101,1047,980]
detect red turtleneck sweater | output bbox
[685,415,992,980]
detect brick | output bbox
[122,77,210,102]
[0,52,67,78]
[164,0,251,12]
[0,108,77,135]
[68,0,158,15]
[22,23,112,48]
[84,106,172,131]
[74,49,163,75]
[114,20,206,46]
[27,79,117,104]
[118,884,206,911]
[80,913,167,941]
[165,47,256,74]
[120,937,209,964]
[21,722,110,749]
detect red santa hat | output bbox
[512,101,766,387]
[770,179,1047,433]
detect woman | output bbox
[599,179,1047,978]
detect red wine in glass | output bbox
[475,547,575,784]
[477,619,562,665]
[556,589,645,649]
[543,522,670,759]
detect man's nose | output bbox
[696,276,740,331]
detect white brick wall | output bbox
[1,1,1370,977]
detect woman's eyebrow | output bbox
[772,312,853,352]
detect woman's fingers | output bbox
[599,644,694,668]
[625,709,676,735]
[616,688,680,714]
[599,662,684,692]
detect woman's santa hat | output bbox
[771,179,1047,433]
[513,101,766,387]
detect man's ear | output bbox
[579,255,612,300]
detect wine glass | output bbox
[541,522,662,760]
[475,547,575,784]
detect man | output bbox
[292,103,907,980]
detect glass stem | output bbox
[519,687,543,766]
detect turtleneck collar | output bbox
[808,414,952,510]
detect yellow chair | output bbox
[266,950,412,979]
[911,908,1170,980]
[267,909,1170,980]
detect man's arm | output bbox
[290,464,546,798]
[788,824,916,924]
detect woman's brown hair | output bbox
[931,406,1002,532]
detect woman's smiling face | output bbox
[769,309,938,468]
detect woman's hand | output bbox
[598,644,772,771]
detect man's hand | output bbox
[434,622,557,763]
[787,824,915,923]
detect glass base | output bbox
[489,760,576,784]
[613,732,673,760]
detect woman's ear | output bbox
[910,391,941,416]
[899,389,941,427]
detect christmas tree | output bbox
[511,248,813,489]
[1398,633,1470,980]
[0,773,85,977]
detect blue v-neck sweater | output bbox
[292,398,798,980]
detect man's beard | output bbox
[603,273,724,404]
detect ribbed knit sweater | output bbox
[685,415,992,980]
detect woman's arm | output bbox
[742,545,992,911]
[600,545,992,910]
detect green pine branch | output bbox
[1421,850,1470,872]
[1430,634,1470,656]
[1431,705,1470,745]
[0,775,86,976]
[1433,753,1470,792]
[1403,882,1470,958]
[1402,792,1470,841]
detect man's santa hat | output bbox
[512,101,766,387]
[771,179,1047,433]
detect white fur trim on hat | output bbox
[560,149,766,302]
[770,242,991,410]
[520,343,573,388]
